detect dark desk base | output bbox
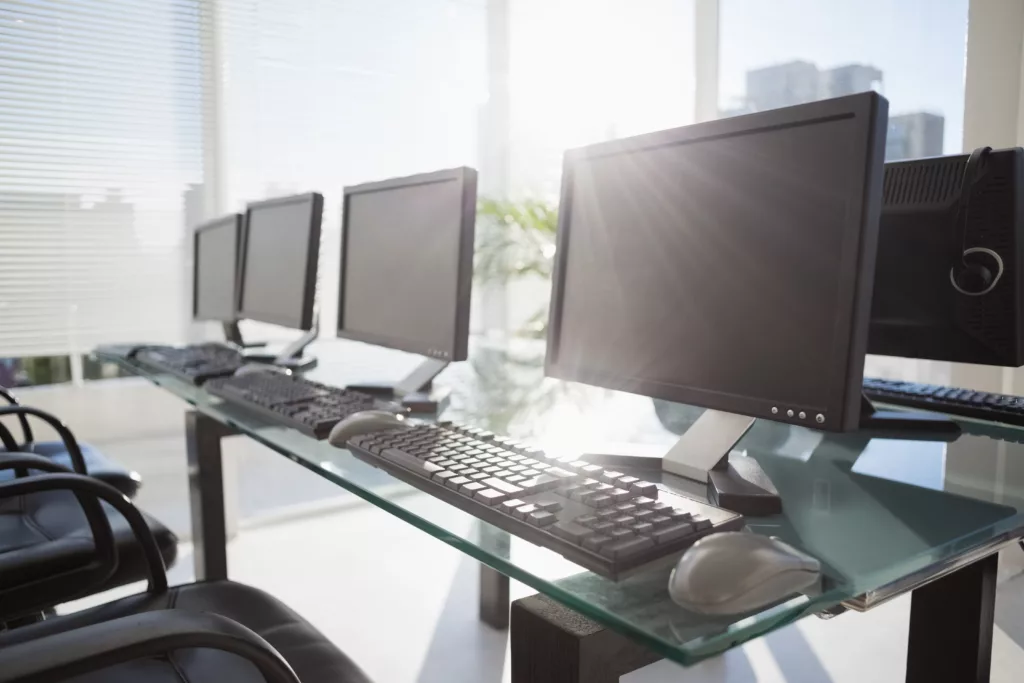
[182,409,1002,683]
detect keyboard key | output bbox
[506,475,527,484]
[461,481,486,495]
[552,521,593,544]
[632,522,654,535]
[445,476,470,490]
[634,509,655,522]
[501,499,526,514]
[476,489,506,505]
[591,521,615,534]
[528,511,558,527]
[581,478,601,489]
[669,509,693,522]
[653,523,694,544]
[631,482,658,497]
[618,475,640,487]
[515,504,538,519]
[535,500,562,513]
[601,470,624,483]
[690,515,713,531]
[382,448,431,473]
[483,478,524,496]
[612,516,633,527]
[468,472,489,481]
[634,497,656,509]
[609,529,634,541]
[590,495,613,508]
[596,509,618,520]
[517,473,561,493]
[520,469,541,478]
[593,483,614,493]
[482,465,502,474]
[583,534,613,551]
[609,488,632,503]
[649,515,672,528]
[614,503,637,515]
[547,467,578,481]
[601,537,655,559]
[651,502,673,513]
[433,470,457,484]
[577,490,600,504]
[582,464,604,476]
[576,515,599,526]
[423,461,445,475]
[492,470,514,479]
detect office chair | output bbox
[0,472,373,683]
[0,415,177,621]
[0,386,142,497]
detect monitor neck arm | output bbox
[275,311,319,362]
[394,357,450,397]
[222,321,244,347]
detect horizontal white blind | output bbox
[0,0,206,357]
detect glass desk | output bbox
[97,338,1024,683]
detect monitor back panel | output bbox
[869,148,1024,366]
[193,214,241,323]
[546,93,889,432]
[338,167,477,361]
[237,193,323,331]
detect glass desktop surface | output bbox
[100,338,1024,666]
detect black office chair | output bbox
[0,387,142,497]
[0,472,373,683]
[0,413,177,621]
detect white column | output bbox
[693,0,720,123]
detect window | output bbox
[0,0,205,362]
[718,0,969,160]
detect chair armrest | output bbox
[0,406,85,473]
[0,421,19,452]
[0,452,72,476]
[0,386,33,445]
[0,474,169,593]
[0,611,301,683]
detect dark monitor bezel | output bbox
[337,166,477,361]
[545,92,889,433]
[192,213,243,323]
[237,192,323,331]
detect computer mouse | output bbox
[668,532,821,615]
[328,410,409,447]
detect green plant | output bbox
[475,197,559,338]
[474,197,558,284]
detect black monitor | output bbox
[193,214,242,324]
[545,93,954,515]
[338,167,477,412]
[869,147,1024,366]
[237,192,323,369]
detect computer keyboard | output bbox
[133,343,245,385]
[346,422,744,579]
[205,371,404,439]
[864,377,1024,427]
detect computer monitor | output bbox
[869,147,1024,366]
[238,192,324,368]
[338,167,477,412]
[545,92,920,514]
[193,213,242,327]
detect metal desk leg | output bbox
[476,520,510,629]
[185,410,235,581]
[906,553,998,683]
[510,594,660,683]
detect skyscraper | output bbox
[886,112,945,160]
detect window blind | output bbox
[0,0,206,358]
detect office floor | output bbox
[25,380,1024,682]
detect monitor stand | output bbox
[347,358,451,414]
[858,395,961,440]
[584,409,782,516]
[242,326,318,372]
[221,321,268,350]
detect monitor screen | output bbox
[338,167,476,360]
[547,93,888,432]
[193,214,240,322]
[238,193,322,330]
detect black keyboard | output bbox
[205,371,404,439]
[346,422,744,579]
[133,343,244,385]
[864,377,1024,427]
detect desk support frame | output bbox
[185,410,235,581]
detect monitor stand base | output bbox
[859,395,961,441]
[347,358,451,414]
[242,326,319,372]
[585,409,782,516]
